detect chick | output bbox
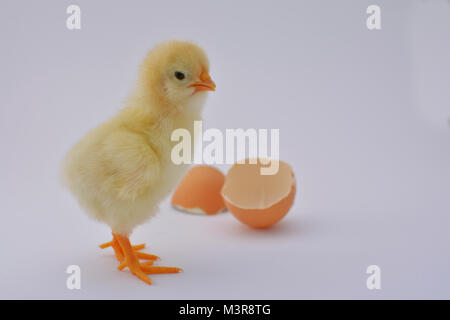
[63,41,215,285]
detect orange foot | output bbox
[99,233,182,285]
[100,235,159,263]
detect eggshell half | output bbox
[221,160,296,228]
[171,165,226,215]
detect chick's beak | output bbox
[189,70,216,94]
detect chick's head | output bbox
[138,40,215,108]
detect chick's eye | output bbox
[174,71,185,80]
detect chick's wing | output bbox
[100,130,161,200]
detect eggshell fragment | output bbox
[171,165,226,215]
[221,160,296,228]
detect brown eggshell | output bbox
[171,165,226,215]
[221,159,296,228]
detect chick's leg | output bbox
[99,235,124,262]
[99,233,156,263]
[113,233,183,285]
[114,233,153,285]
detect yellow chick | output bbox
[62,41,215,285]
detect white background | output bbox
[0,0,449,299]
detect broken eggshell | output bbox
[171,165,227,215]
[221,159,296,228]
